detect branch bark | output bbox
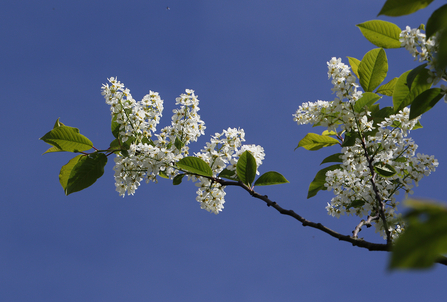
[214,178,447,266]
[216,179,390,251]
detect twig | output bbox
[213,178,447,266]
[352,214,379,238]
[215,179,390,252]
[359,136,392,244]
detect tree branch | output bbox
[352,214,379,239]
[216,179,390,251]
[359,129,392,244]
[214,178,447,266]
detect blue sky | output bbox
[2,0,447,301]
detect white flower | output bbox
[102,80,268,214]
[399,26,445,82]
[293,57,439,240]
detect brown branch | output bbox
[359,133,392,244]
[349,102,391,243]
[215,179,390,252]
[352,214,379,239]
[213,178,447,266]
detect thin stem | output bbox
[210,177,447,266]
[215,178,390,251]
[349,103,392,243]
[361,136,392,244]
[352,214,379,239]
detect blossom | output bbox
[195,179,226,214]
[293,57,439,240]
[102,78,265,214]
[193,128,264,214]
[294,58,363,132]
[102,79,206,197]
[327,107,437,239]
[399,26,445,84]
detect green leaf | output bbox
[378,0,434,17]
[141,136,155,147]
[346,200,365,210]
[354,92,381,112]
[409,88,443,120]
[369,106,394,131]
[236,151,257,186]
[407,63,428,89]
[59,155,82,191]
[109,138,121,151]
[254,171,289,186]
[394,157,407,163]
[176,157,213,177]
[322,130,337,137]
[347,56,361,79]
[368,103,381,115]
[371,106,394,121]
[425,3,447,39]
[112,136,135,158]
[296,133,339,151]
[53,118,65,128]
[120,149,129,158]
[391,120,402,128]
[42,146,65,154]
[111,115,120,139]
[40,126,93,153]
[60,153,107,195]
[389,199,447,269]
[218,168,238,181]
[436,28,447,71]
[393,69,432,112]
[42,119,83,154]
[174,137,184,151]
[341,131,359,147]
[320,153,343,165]
[376,77,398,96]
[173,174,185,185]
[412,121,423,130]
[158,170,169,179]
[356,20,402,48]
[374,162,397,178]
[358,48,388,92]
[307,164,341,199]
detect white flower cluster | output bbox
[399,26,445,85]
[101,77,164,143]
[294,59,439,240]
[327,57,363,101]
[171,90,206,144]
[325,107,438,239]
[293,58,363,132]
[194,128,265,214]
[231,144,266,175]
[101,78,264,214]
[101,78,206,196]
[400,26,437,63]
